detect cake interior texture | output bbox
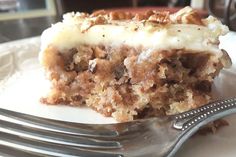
[40,7,231,122]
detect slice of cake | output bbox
[39,7,231,122]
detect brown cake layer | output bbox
[40,44,227,122]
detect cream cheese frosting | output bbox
[39,7,229,61]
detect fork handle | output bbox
[173,97,236,131]
[166,98,236,157]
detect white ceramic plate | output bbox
[0,33,236,157]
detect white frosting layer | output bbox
[40,14,229,59]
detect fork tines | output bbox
[0,108,123,157]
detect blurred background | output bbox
[0,0,235,43]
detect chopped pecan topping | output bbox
[133,14,147,21]
[182,11,203,25]
[145,10,155,17]
[170,6,203,25]
[108,12,133,20]
[109,12,120,20]
[81,16,107,32]
[125,12,133,20]
[90,10,106,17]
[148,12,170,24]
[94,16,107,24]
[76,6,205,33]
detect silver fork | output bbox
[1,97,236,157]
